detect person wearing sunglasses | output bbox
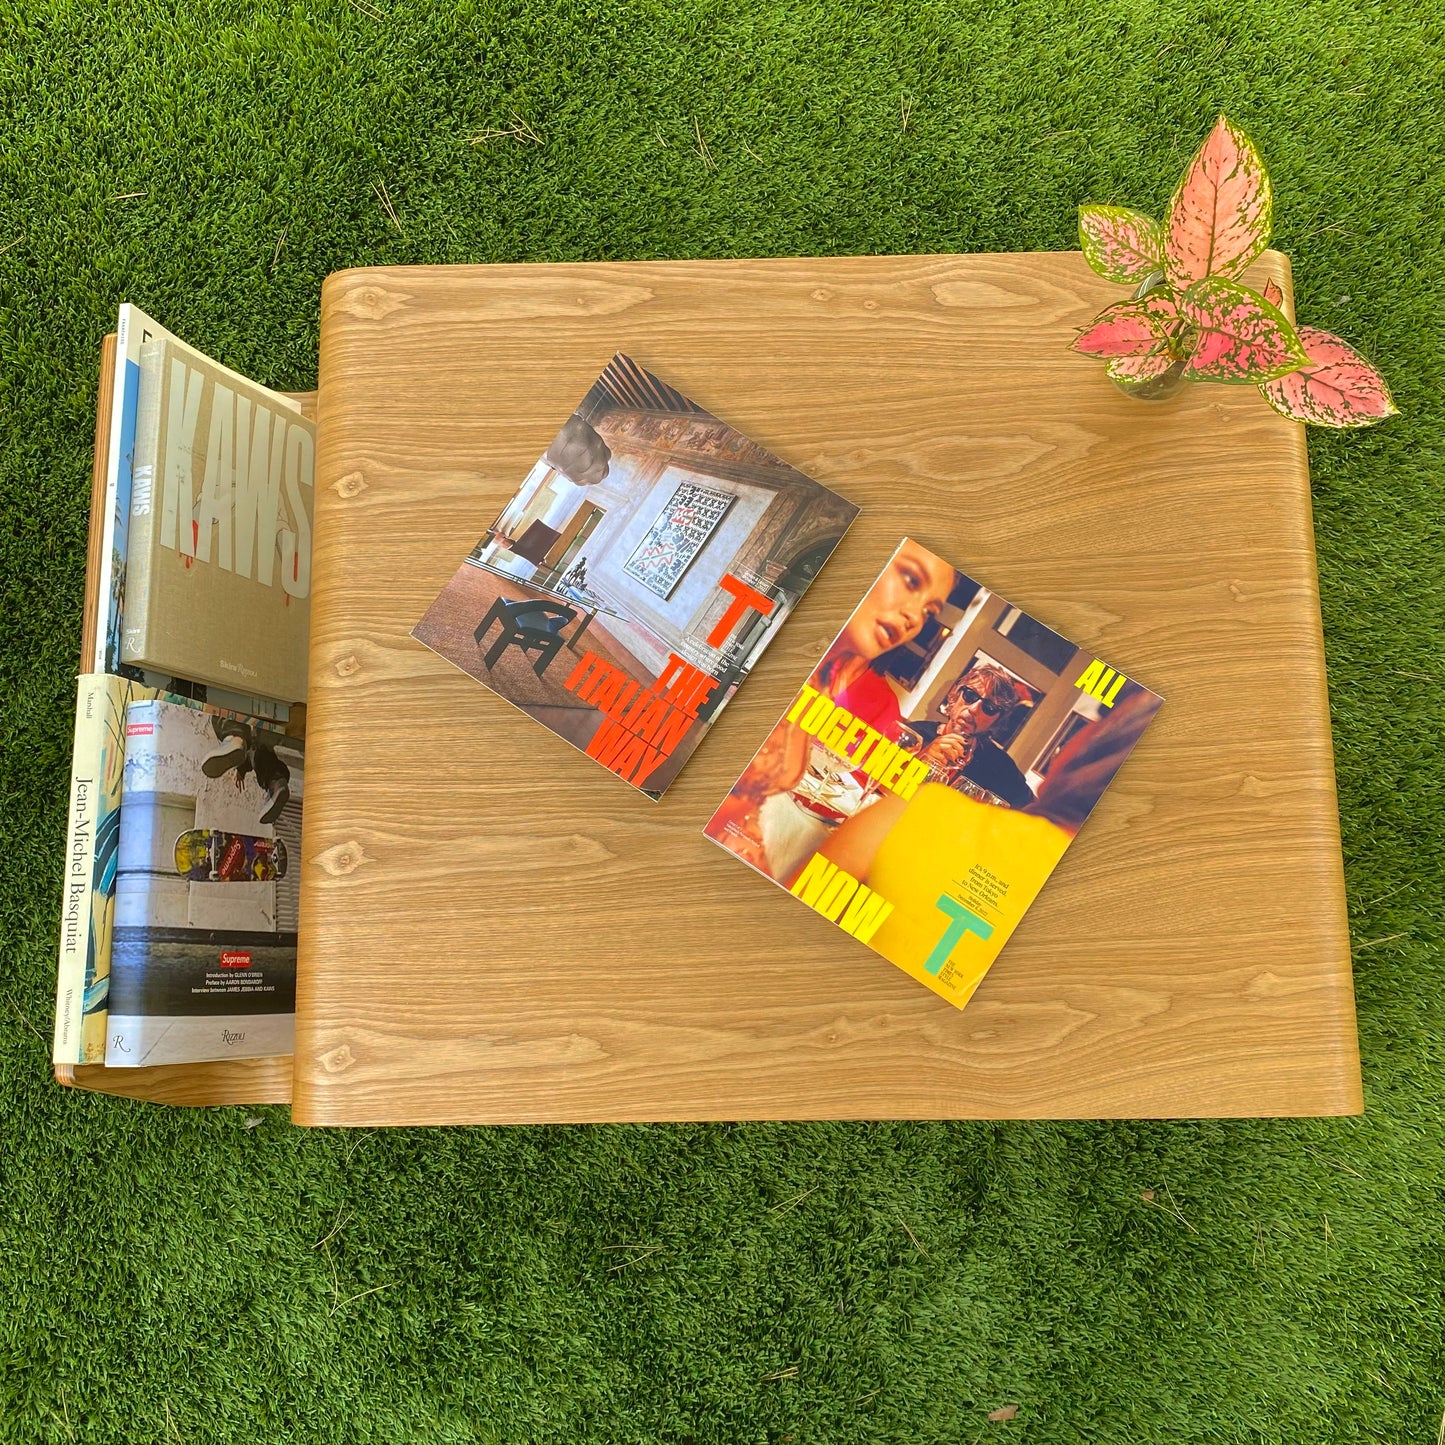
[917,663,1036,809]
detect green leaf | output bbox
[1078,206,1164,285]
[1178,278,1308,384]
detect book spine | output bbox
[102,696,157,1069]
[53,674,112,1064]
[121,343,164,670]
[80,336,118,674]
[96,307,143,674]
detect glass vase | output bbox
[1110,271,1189,402]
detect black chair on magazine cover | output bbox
[474,597,579,677]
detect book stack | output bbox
[53,306,314,1078]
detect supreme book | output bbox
[106,696,302,1067]
[704,538,1164,1010]
[411,352,859,799]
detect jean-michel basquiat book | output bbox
[411,353,860,799]
[54,673,164,1066]
[704,538,1164,1010]
[105,697,302,1067]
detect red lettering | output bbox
[562,651,601,693]
[585,717,632,766]
[705,574,775,647]
[650,707,695,758]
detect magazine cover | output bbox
[411,353,859,799]
[704,538,1164,1010]
[105,697,303,1067]
[94,304,302,708]
[122,333,314,703]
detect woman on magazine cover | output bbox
[706,539,957,877]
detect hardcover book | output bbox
[54,672,164,1066]
[105,697,303,1067]
[411,353,859,799]
[704,538,1164,1010]
[122,333,315,704]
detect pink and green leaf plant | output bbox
[1073,116,1396,427]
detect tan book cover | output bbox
[123,337,314,703]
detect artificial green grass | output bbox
[2,2,1443,1441]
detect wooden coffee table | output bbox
[286,252,1360,1124]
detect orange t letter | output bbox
[706,575,775,647]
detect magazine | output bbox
[704,538,1164,1009]
[104,697,302,1067]
[411,353,859,799]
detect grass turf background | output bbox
[2,2,1442,1440]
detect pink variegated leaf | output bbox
[1078,205,1164,284]
[1073,292,1179,358]
[1261,278,1284,310]
[1072,302,1158,358]
[1165,116,1272,287]
[1179,277,1308,383]
[1260,326,1397,427]
[1106,350,1176,382]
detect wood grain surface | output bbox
[292,252,1361,1124]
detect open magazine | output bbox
[704,538,1164,1009]
[106,698,301,1067]
[412,353,859,798]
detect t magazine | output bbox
[705,538,1164,1010]
[411,353,859,798]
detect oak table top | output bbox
[282,252,1361,1124]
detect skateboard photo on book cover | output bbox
[411,353,860,799]
[704,538,1164,1011]
[106,698,303,1067]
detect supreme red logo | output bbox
[219,950,252,969]
[125,722,155,736]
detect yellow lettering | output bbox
[790,854,894,940]
[816,870,858,920]
[892,758,929,800]
[861,737,899,782]
[790,853,837,907]
[798,695,834,736]
[840,888,894,943]
[818,705,857,753]
[785,685,818,724]
[841,721,871,758]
